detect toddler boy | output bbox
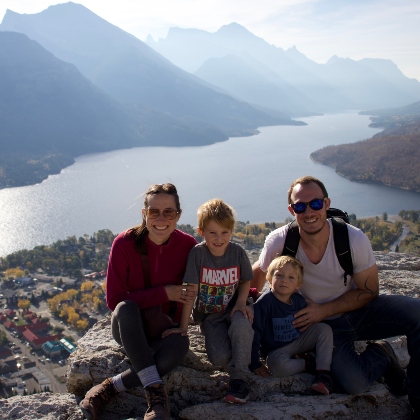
[251,255,333,394]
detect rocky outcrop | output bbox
[1,252,419,419]
[0,392,84,420]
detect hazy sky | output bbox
[2,0,420,81]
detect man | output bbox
[252,176,420,417]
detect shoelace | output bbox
[147,386,167,408]
[91,380,115,403]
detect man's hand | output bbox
[292,301,327,332]
[231,303,254,322]
[253,365,270,378]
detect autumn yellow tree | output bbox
[18,299,31,310]
[5,268,25,279]
[76,319,89,331]
[81,281,94,291]
[47,295,62,313]
[93,296,102,310]
[67,308,80,328]
[59,303,71,319]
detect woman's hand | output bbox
[162,327,188,338]
[253,365,270,378]
[164,284,197,304]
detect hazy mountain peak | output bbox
[216,22,267,45]
[145,34,155,44]
[30,1,97,21]
[326,55,354,65]
[217,22,250,35]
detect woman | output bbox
[80,183,197,420]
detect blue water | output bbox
[1,112,419,256]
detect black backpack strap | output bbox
[331,218,353,285]
[282,221,300,258]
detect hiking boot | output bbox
[311,371,333,395]
[367,340,407,396]
[79,378,116,420]
[144,383,170,420]
[223,378,249,404]
[409,395,420,420]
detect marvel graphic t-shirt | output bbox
[183,241,253,321]
[197,265,239,314]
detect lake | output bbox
[1,112,420,257]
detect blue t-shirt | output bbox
[250,290,307,370]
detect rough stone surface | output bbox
[0,392,84,420]
[4,252,420,419]
[374,251,420,271]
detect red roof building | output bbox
[3,321,16,330]
[22,329,61,350]
[5,309,16,318]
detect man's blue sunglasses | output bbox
[291,198,325,214]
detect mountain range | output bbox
[0,2,296,188]
[0,3,290,133]
[147,23,420,116]
[1,2,420,189]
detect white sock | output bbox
[138,365,162,388]
[111,374,126,393]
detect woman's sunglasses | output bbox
[145,208,179,220]
[291,198,325,214]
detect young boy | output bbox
[178,198,254,403]
[250,255,333,395]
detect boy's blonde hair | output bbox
[197,198,235,231]
[266,255,304,287]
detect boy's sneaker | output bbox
[367,340,407,396]
[224,379,249,404]
[311,371,333,395]
[144,383,170,420]
[79,378,117,420]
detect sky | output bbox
[1,0,420,81]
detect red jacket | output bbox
[106,229,197,322]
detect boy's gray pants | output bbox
[267,323,333,377]
[201,306,254,380]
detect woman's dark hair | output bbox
[126,183,180,254]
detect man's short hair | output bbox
[266,255,304,287]
[197,198,235,231]
[287,176,329,204]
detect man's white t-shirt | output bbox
[259,219,376,317]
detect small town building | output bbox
[42,341,62,357]
[60,338,76,354]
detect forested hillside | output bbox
[310,105,420,192]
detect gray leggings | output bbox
[111,300,189,389]
[267,323,333,377]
